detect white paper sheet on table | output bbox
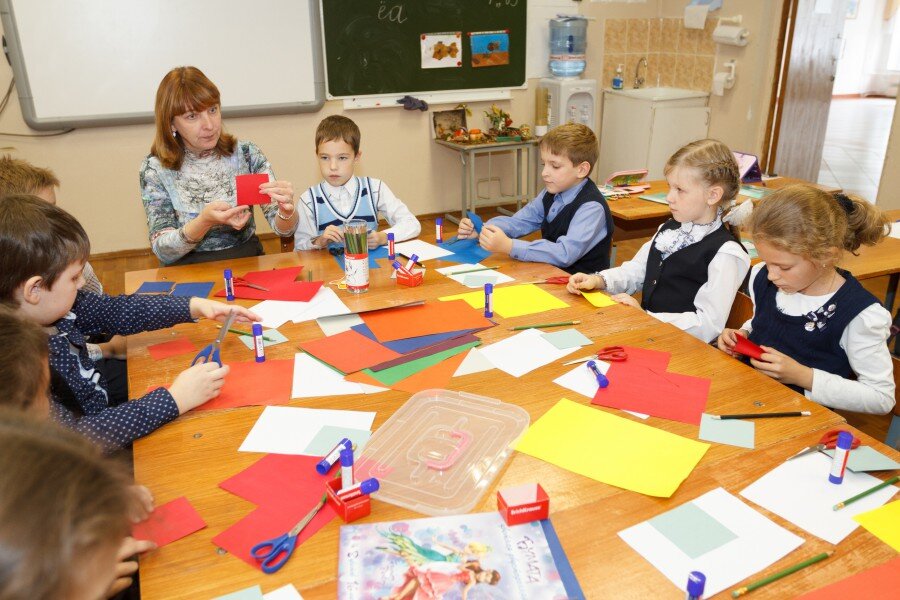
[889,221,900,240]
[250,300,308,329]
[436,263,515,287]
[552,362,649,419]
[291,353,387,398]
[394,239,453,261]
[316,313,364,336]
[239,405,376,454]
[480,328,578,377]
[264,584,304,600]
[291,287,351,323]
[619,487,803,597]
[740,452,899,544]
[453,347,495,377]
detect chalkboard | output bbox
[321,0,527,98]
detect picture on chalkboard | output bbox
[421,32,462,69]
[470,30,510,68]
[432,109,467,140]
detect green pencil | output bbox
[833,475,899,510]
[452,266,501,275]
[731,551,833,597]
[217,325,274,342]
[509,320,581,331]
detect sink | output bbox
[605,87,709,101]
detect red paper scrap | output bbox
[148,337,198,361]
[132,496,206,547]
[299,330,402,374]
[193,359,293,412]
[795,556,900,599]
[214,266,322,302]
[733,333,764,360]
[236,173,270,206]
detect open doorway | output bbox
[818,0,898,201]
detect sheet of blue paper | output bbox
[541,328,592,350]
[171,282,215,297]
[331,246,387,271]
[351,323,479,354]
[213,585,264,600]
[237,328,289,350]
[136,281,174,294]
[698,413,755,449]
[823,446,900,472]
[304,425,371,456]
[441,238,493,264]
[648,501,738,559]
[467,210,484,233]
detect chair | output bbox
[887,356,900,450]
[725,291,754,331]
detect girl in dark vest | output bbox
[567,139,751,342]
[718,185,894,414]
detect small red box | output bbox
[325,478,371,523]
[497,483,549,526]
[396,269,424,287]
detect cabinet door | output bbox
[647,106,710,179]
[597,95,653,181]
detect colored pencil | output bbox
[711,411,811,420]
[217,325,274,342]
[731,551,833,597]
[833,475,899,510]
[451,266,501,275]
[509,320,581,331]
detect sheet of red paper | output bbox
[147,337,198,361]
[733,333,764,360]
[132,496,206,547]
[213,266,322,301]
[194,359,293,412]
[236,173,270,206]
[369,333,480,372]
[299,330,401,374]
[795,556,900,599]
[391,351,468,394]
[361,300,494,342]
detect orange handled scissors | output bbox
[787,429,860,461]
[563,345,628,366]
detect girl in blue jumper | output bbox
[718,185,894,414]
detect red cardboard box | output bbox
[325,477,371,523]
[396,268,425,288]
[497,483,549,526]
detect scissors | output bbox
[562,345,628,366]
[250,494,327,574]
[233,277,269,292]
[787,429,860,461]
[191,310,237,367]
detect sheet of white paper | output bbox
[239,405,376,455]
[291,353,388,399]
[740,452,898,544]
[619,487,803,597]
[436,263,515,287]
[291,287,351,323]
[264,584,304,600]
[250,300,308,329]
[394,239,453,262]
[453,347,495,377]
[316,313,364,336]
[479,328,578,377]
[889,221,900,240]
[552,362,649,419]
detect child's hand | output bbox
[567,273,602,294]
[367,230,388,248]
[199,201,250,230]
[611,293,642,310]
[128,484,155,523]
[189,298,260,324]
[751,347,814,390]
[260,180,295,215]
[99,335,128,360]
[106,536,157,598]
[479,225,512,254]
[717,328,747,356]
[315,224,344,248]
[457,218,476,239]
[169,362,230,414]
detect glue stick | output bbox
[828,431,853,484]
[316,438,352,475]
[435,218,443,243]
[336,477,379,501]
[252,323,265,363]
[387,232,395,260]
[484,283,494,318]
[224,269,235,301]
[340,447,354,489]
[404,254,419,271]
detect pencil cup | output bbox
[325,477,371,523]
[343,219,369,293]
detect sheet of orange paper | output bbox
[299,330,401,374]
[193,359,293,411]
[361,299,494,342]
[344,370,388,388]
[795,556,900,599]
[390,352,468,394]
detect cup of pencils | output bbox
[343,219,369,293]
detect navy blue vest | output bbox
[309,177,378,234]
[749,266,879,393]
[539,179,613,275]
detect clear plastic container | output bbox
[356,389,530,516]
[549,16,588,78]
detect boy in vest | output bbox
[456,123,613,274]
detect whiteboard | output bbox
[0,0,324,130]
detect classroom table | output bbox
[127,247,898,599]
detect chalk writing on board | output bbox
[489,0,519,7]
[378,1,407,23]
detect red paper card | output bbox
[299,330,401,374]
[236,173,270,206]
[733,333,764,360]
[213,266,322,301]
[132,496,206,547]
[361,300,494,342]
[147,337,198,361]
[194,359,293,412]
[795,556,900,599]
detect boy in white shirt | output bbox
[295,115,420,250]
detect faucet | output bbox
[633,56,648,89]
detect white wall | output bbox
[833,0,897,95]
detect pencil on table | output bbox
[731,551,833,597]
[452,266,501,275]
[711,411,811,420]
[509,320,581,331]
[833,475,899,510]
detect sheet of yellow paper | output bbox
[515,398,709,497]
[853,499,900,551]
[439,283,569,318]
[582,291,617,308]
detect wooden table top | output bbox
[126,247,898,599]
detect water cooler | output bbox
[537,16,597,133]
[539,78,597,132]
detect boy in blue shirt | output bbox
[456,123,613,273]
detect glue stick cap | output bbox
[686,571,706,597]
[340,447,354,467]
[359,478,380,494]
[387,232,394,241]
[391,260,404,270]
[224,268,233,278]
[485,283,493,294]
[835,431,853,449]
[252,323,263,336]
[436,217,443,225]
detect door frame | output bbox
[761,0,798,173]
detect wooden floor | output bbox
[89,210,895,442]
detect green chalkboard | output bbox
[322,0,527,97]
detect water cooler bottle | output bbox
[538,16,597,133]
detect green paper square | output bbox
[362,342,479,386]
[236,328,288,350]
[699,413,755,449]
[823,446,900,472]
[541,328,592,350]
[304,425,371,456]
[649,502,738,559]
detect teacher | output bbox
[140,66,299,265]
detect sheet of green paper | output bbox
[541,328,592,350]
[515,398,709,497]
[698,413,755,449]
[823,446,900,472]
[213,585,263,600]
[359,342,479,386]
[236,328,288,350]
[303,425,371,456]
[582,291,617,308]
[648,501,738,558]
[852,500,900,552]
[439,283,569,318]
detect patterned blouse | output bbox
[140,140,297,264]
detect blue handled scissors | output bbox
[250,494,327,574]
[562,345,628,366]
[191,310,237,367]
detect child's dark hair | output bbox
[539,123,599,171]
[0,195,90,305]
[315,115,361,155]
[750,184,889,260]
[0,305,49,412]
[0,410,131,599]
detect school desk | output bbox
[124,249,897,599]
